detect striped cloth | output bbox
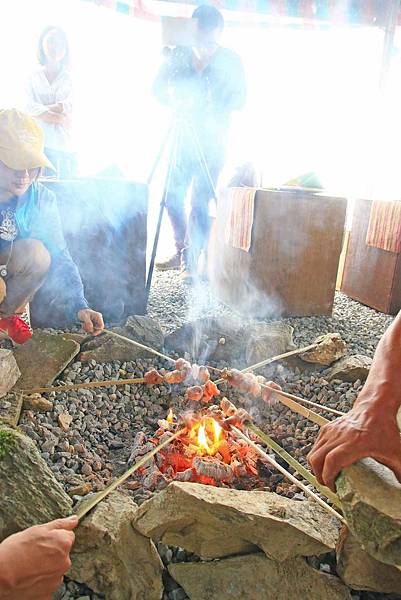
[225,187,257,252]
[366,200,401,254]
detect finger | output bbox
[321,445,358,491]
[44,515,78,530]
[82,315,94,333]
[93,312,104,330]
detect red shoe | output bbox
[0,315,33,344]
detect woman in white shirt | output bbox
[26,26,76,178]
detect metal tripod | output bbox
[145,116,218,302]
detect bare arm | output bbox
[308,311,401,490]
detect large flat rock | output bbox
[70,491,163,600]
[79,317,164,363]
[0,349,20,398]
[12,330,80,391]
[169,553,352,600]
[132,482,341,560]
[336,528,401,594]
[0,425,72,541]
[336,458,401,568]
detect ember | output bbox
[132,402,273,491]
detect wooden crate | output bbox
[209,188,347,318]
[341,197,401,314]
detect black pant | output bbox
[165,131,225,273]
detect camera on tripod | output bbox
[161,16,197,48]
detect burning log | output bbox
[193,457,233,482]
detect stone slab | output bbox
[12,330,80,391]
[0,425,72,541]
[336,458,401,568]
[0,392,23,426]
[0,349,20,398]
[337,528,401,594]
[70,491,163,600]
[169,553,352,600]
[133,482,340,561]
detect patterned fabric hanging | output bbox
[77,0,398,27]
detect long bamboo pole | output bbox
[23,377,146,395]
[75,427,186,520]
[103,329,175,364]
[246,422,340,507]
[231,426,345,523]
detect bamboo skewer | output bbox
[231,426,345,523]
[263,384,343,419]
[103,329,175,364]
[241,343,318,373]
[212,343,318,385]
[246,422,341,507]
[261,384,329,426]
[23,377,146,395]
[101,331,342,421]
[75,427,186,520]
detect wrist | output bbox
[354,381,401,418]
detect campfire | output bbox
[132,402,272,491]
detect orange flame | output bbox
[167,408,174,423]
[191,417,224,456]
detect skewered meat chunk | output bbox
[197,366,210,384]
[144,369,164,384]
[185,385,204,402]
[202,380,220,402]
[164,370,187,384]
[175,358,191,372]
[220,397,237,417]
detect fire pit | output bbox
[134,405,272,490]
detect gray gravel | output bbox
[18,271,399,600]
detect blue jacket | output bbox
[15,181,88,320]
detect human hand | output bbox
[308,405,401,491]
[77,308,104,336]
[0,515,78,600]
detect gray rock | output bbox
[0,425,72,541]
[300,333,347,366]
[133,482,340,560]
[0,349,20,398]
[245,322,296,365]
[336,458,401,568]
[169,553,352,600]
[70,491,163,600]
[13,331,80,391]
[0,392,24,426]
[327,355,372,382]
[336,528,401,594]
[80,319,163,363]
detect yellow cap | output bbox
[0,109,55,171]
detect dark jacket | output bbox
[13,181,88,320]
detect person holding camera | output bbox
[154,5,246,282]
